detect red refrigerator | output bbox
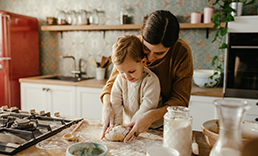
[0,10,39,109]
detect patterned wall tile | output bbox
[0,0,256,77]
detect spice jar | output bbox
[163,106,192,156]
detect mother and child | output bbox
[100,10,193,143]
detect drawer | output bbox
[224,97,258,115]
[244,114,258,123]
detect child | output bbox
[110,34,162,127]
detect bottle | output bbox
[92,9,99,25]
[57,10,66,25]
[98,10,105,25]
[120,5,127,25]
[77,10,87,25]
[209,99,251,156]
[163,106,192,156]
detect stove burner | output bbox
[11,118,36,131]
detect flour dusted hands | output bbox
[101,94,115,139]
[123,112,153,143]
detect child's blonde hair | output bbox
[112,35,144,65]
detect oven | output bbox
[224,16,258,99]
[224,33,258,99]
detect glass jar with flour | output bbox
[163,106,192,156]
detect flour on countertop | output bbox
[36,118,164,156]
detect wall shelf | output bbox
[41,23,226,38]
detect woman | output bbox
[100,10,193,143]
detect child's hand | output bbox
[101,98,115,139]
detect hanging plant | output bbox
[204,0,255,87]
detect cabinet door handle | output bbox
[255,118,258,122]
[46,88,50,92]
[42,88,46,91]
[256,102,258,106]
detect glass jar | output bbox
[120,5,128,25]
[209,99,251,156]
[98,10,105,25]
[92,9,99,25]
[163,106,192,156]
[66,10,77,25]
[78,10,87,25]
[57,10,66,25]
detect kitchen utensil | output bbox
[100,56,107,68]
[103,56,112,68]
[192,132,199,155]
[66,142,108,156]
[63,120,84,141]
[209,99,251,156]
[90,58,98,67]
[147,147,179,156]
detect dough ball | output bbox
[104,125,127,142]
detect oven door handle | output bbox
[231,46,258,49]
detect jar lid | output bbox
[164,106,192,120]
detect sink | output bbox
[39,76,94,82]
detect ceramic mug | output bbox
[203,7,214,23]
[191,12,202,24]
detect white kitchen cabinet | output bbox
[224,97,258,123]
[76,87,103,120]
[189,95,222,131]
[21,82,76,116]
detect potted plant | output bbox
[205,0,255,88]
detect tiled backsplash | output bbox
[0,0,257,78]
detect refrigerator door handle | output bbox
[0,64,2,70]
[0,57,11,61]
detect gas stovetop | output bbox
[0,106,83,155]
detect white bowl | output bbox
[66,142,108,156]
[193,69,220,87]
[147,147,180,156]
[201,119,258,148]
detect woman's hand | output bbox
[123,112,153,143]
[123,105,169,143]
[101,94,115,139]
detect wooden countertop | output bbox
[19,75,224,97]
[0,118,211,156]
[19,75,107,88]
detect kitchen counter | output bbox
[19,75,223,97]
[0,118,211,156]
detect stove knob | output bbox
[40,110,45,115]
[54,112,60,117]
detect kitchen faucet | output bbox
[61,55,81,77]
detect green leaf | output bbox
[211,12,221,25]
[219,43,228,49]
[210,0,220,6]
[217,64,222,70]
[223,7,235,14]
[212,31,219,43]
[212,56,218,66]
[245,0,256,5]
[220,27,227,36]
[215,78,220,82]
[224,14,235,22]
[214,72,218,75]
[209,75,214,80]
